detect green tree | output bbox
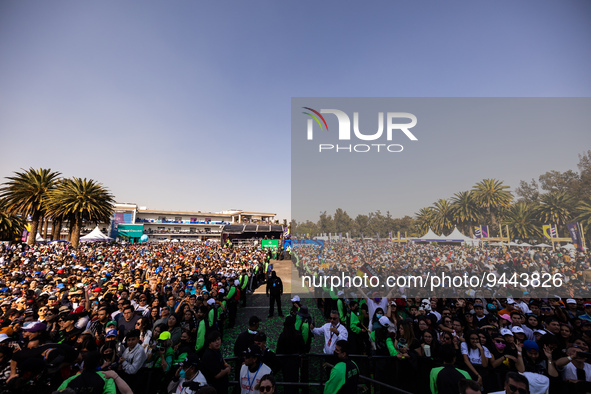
[450,191,480,236]
[504,202,541,241]
[0,168,61,245]
[515,179,541,205]
[46,178,114,249]
[333,208,353,234]
[431,199,454,235]
[535,191,573,235]
[416,207,436,235]
[471,178,513,231]
[354,214,370,238]
[0,199,25,241]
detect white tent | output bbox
[446,227,480,245]
[80,226,113,242]
[534,243,551,248]
[413,228,445,241]
[563,244,576,250]
[519,242,532,247]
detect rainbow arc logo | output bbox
[302,107,328,131]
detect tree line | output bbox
[291,151,591,244]
[0,168,114,248]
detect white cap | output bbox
[506,298,516,305]
[566,299,577,304]
[291,296,300,302]
[234,280,240,286]
[534,329,546,335]
[0,334,10,342]
[207,298,215,305]
[500,328,514,336]
[511,326,525,334]
[379,316,391,327]
[219,288,225,294]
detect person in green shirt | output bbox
[58,351,117,394]
[195,305,208,355]
[430,344,472,394]
[324,340,359,394]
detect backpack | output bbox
[234,286,241,302]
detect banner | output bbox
[261,240,280,249]
[567,223,585,251]
[543,224,558,240]
[474,225,489,239]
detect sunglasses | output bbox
[259,385,273,392]
[508,384,527,394]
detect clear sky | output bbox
[1,1,590,222]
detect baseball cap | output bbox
[106,329,118,337]
[249,316,261,325]
[566,299,577,304]
[23,322,47,332]
[290,295,300,302]
[506,298,516,304]
[0,334,11,342]
[207,298,215,306]
[498,314,512,322]
[106,320,117,328]
[158,331,171,341]
[182,353,200,368]
[511,326,525,334]
[523,340,539,352]
[243,344,262,358]
[500,328,514,336]
[379,316,391,327]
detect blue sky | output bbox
[1,1,590,221]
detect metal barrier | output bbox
[226,352,415,394]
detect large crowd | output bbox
[1,239,591,394]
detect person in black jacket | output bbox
[276,316,306,394]
[266,271,283,318]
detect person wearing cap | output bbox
[323,340,359,394]
[253,331,279,375]
[22,321,47,345]
[225,279,239,329]
[167,353,208,394]
[234,315,261,366]
[517,340,558,380]
[118,329,147,392]
[311,310,348,355]
[239,269,249,308]
[147,331,174,394]
[430,344,472,394]
[57,350,118,394]
[289,295,301,316]
[54,313,82,346]
[239,344,272,394]
[509,311,535,341]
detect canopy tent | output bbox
[413,228,445,242]
[563,244,576,250]
[446,227,479,245]
[534,243,552,248]
[80,226,113,242]
[519,242,532,247]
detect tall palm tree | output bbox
[0,168,61,245]
[450,191,481,236]
[46,178,115,249]
[535,191,574,235]
[416,207,436,234]
[471,179,513,231]
[0,198,25,241]
[432,199,454,235]
[504,202,541,241]
[575,200,591,246]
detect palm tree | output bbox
[0,168,61,245]
[415,207,436,234]
[46,178,115,249]
[0,198,25,241]
[450,191,481,236]
[504,202,541,241]
[575,200,591,246]
[535,191,574,235]
[432,199,454,235]
[471,179,513,231]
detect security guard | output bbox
[324,340,359,394]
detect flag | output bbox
[339,232,342,242]
[376,232,380,241]
[389,231,392,240]
[567,222,585,251]
[361,233,364,241]
[543,225,558,239]
[474,226,489,238]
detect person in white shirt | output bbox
[119,329,147,392]
[311,310,348,355]
[167,353,208,394]
[239,344,272,394]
